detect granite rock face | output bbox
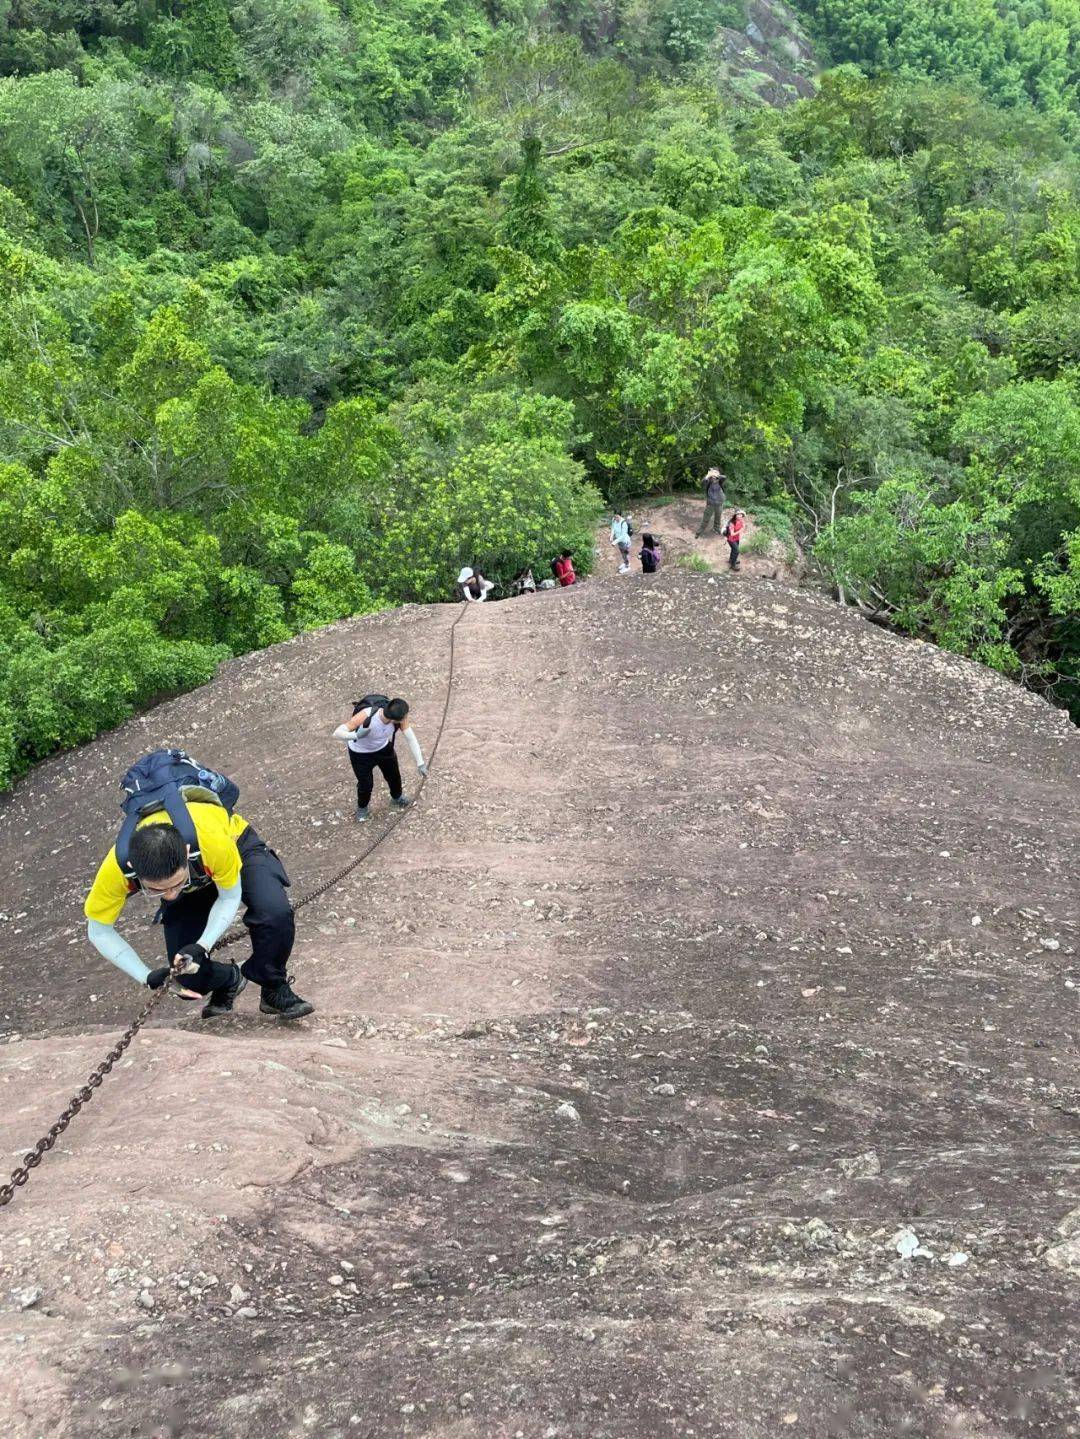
[1,572,1077,1437]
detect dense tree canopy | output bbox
[795,0,1080,133]
[0,0,1077,786]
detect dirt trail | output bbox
[1,574,1078,1438]
[592,496,805,586]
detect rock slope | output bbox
[1,572,1077,1438]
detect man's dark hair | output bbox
[386,697,409,722]
[128,824,188,881]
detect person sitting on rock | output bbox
[85,783,313,1020]
[553,550,577,586]
[333,695,427,823]
[456,566,494,602]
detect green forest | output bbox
[0,0,1078,787]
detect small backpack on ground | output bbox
[352,693,391,729]
[116,750,239,888]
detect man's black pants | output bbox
[349,740,402,807]
[160,826,293,994]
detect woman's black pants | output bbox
[349,740,402,807]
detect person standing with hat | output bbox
[697,467,726,536]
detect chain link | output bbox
[0,986,166,1206]
[0,604,467,1210]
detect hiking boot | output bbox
[201,965,247,1019]
[199,961,245,1018]
[355,805,369,823]
[259,979,314,1020]
[390,794,412,809]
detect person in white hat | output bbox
[456,566,494,601]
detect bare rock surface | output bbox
[715,0,817,106]
[1,572,1077,1438]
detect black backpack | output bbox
[352,693,391,729]
[116,750,239,889]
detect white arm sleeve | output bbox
[87,920,150,985]
[196,881,243,951]
[333,723,354,741]
[403,726,425,768]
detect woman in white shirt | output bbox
[457,566,495,601]
[610,514,631,573]
[333,696,428,822]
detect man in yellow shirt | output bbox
[85,799,313,1020]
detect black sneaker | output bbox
[390,794,412,809]
[259,978,315,1020]
[201,965,247,1019]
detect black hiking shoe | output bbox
[201,965,247,1019]
[259,978,315,1020]
[390,794,412,809]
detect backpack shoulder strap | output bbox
[115,791,203,883]
[355,693,390,729]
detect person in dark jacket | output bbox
[639,534,661,574]
[698,468,726,535]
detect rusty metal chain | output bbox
[1,603,468,1210]
[212,601,467,948]
[0,986,167,1207]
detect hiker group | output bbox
[82,467,744,1022]
[609,513,662,576]
[454,552,578,600]
[84,692,429,1024]
[698,467,745,570]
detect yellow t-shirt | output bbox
[85,803,250,926]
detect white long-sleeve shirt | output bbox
[333,716,426,769]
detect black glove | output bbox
[146,967,171,990]
[173,942,209,973]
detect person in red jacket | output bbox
[553,551,576,586]
[724,509,745,570]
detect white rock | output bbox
[893,1228,934,1261]
[837,1150,881,1179]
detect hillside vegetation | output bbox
[796,0,1080,131]
[0,0,1078,788]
